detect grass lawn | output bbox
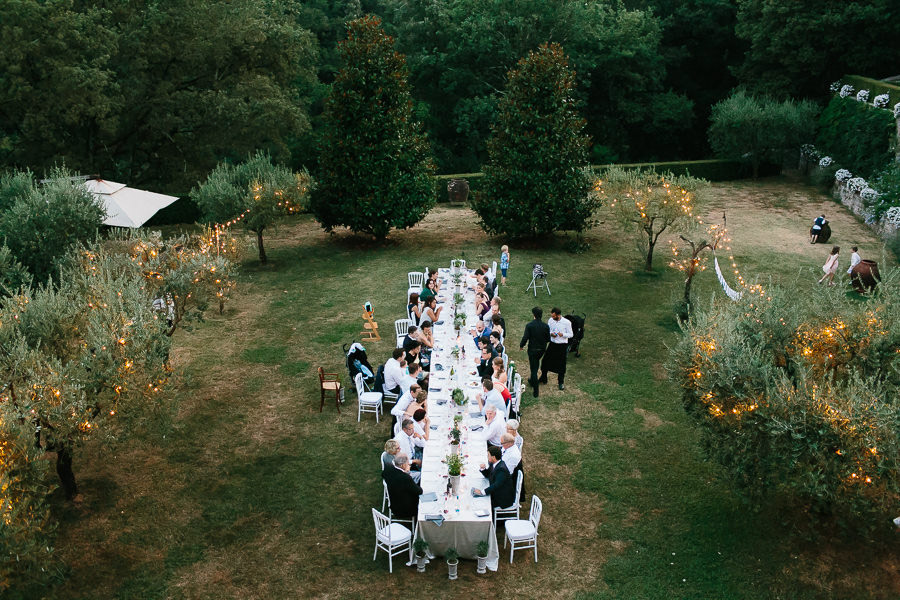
[50,176,900,599]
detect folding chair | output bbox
[494,470,524,527]
[355,373,383,422]
[317,367,342,413]
[407,272,424,299]
[394,319,411,347]
[510,372,523,420]
[505,495,542,563]
[372,508,412,573]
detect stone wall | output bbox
[834,181,899,238]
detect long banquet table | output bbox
[415,266,501,571]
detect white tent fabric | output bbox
[84,179,178,228]
[713,254,743,301]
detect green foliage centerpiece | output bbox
[452,388,466,407]
[454,311,467,333]
[472,43,597,238]
[446,453,464,495]
[453,292,464,307]
[311,15,435,239]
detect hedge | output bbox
[840,75,900,107]
[817,96,895,179]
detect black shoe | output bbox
[532,386,539,398]
[558,384,565,391]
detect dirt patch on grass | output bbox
[634,407,668,430]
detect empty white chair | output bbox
[355,373,383,422]
[505,495,542,563]
[492,261,498,279]
[407,271,424,292]
[502,352,509,372]
[372,508,412,573]
[382,478,389,512]
[394,319,411,347]
[494,469,523,527]
[510,372,523,419]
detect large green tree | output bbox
[472,43,596,238]
[734,0,900,98]
[380,0,691,171]
[311,15,435,239]
[708,91,818,177]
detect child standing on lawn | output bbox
[499,245,510,286]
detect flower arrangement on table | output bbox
[451,346,460,360]
[839,84,854,98]
[452,388,466,406]
[453,311,467,332]
[835,169,852,182]
[848,177,867,193]
[818,156,833,167]
[453,292,464,306]
[451,272,463,286]
[450,425,461,446]
[856,89,870,103]
[873,94,890,108]
[446,453,464,477]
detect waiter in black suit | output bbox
[475,446,515,510]
[383,453,423,519]
[520,306,551,397]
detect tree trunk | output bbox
[752,159,759,179]
[55,445,78,500]
[644,240,655,271]
[683,272,694,305]
[256,229,267,264]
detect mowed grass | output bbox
[50,176,900,599]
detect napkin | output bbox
[435,364,444,371]
[471,489,487,497]
[425,514,445,526]
[470,425,484,432]
[469,411,483,418]
[435,320,444,325]
[420,492,438,502]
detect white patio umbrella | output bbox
[83,179,178,228]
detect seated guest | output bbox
[491,314,504,340]
[506,419,524,450]
[469,321,487,345]
[500,432,521,472]
[474,446,515,510]
[404,340,421,367]
[491,356,508,386]
[481,406,506,448]
[404,361,427,390]
[476,337,497,379]
[391,382,421,431]
[382,439,420,483]
[384,453,423,519]
[383,348,406,396]
[407,293,422,325]
[490,329,505,357]
[395,418,425,468]
[412,408,430,441]
[419,278,437,303]
[475,285,490,318]
[415,321,433,370]
[483,296,502,327]
[427,268,440,291]
[477,378,506,416]
[402,325,419,353]
[481,262,495,287]
[423,296,442,324]
[482,274,494,300]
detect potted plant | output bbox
[476,540,489,574]
[451,347,460,361]
[454,311,467,333]
[445,547,459,580]
[449,425,461,454]
[453,292,464,307]
[451,388,466,406]
[446,453,463,494]
[413,537,429,573]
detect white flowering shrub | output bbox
[856,89,870,103]
[801,144,819,160]
[840,84,854,98]
[818,156,833,167]
[835,169,853,182]
[829,81,842,93]
[894,102,900,118]
[873,94,890,108]
[861,187,879,202]
[883,206,900,225]
[848,177,867,193]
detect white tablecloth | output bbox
[416,267,501,571]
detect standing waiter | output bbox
[520,306,551,397]
[539,307,573,391]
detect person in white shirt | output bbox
[847,246,861,275]
[476,378,506,416]
[499,432,521,472]
[383,348,406,395]
[394,418,425,468]
[481,406,506,447]
[392,382,421,419]
[539,307,573,390]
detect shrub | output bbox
[816,96,895,180]
[472,43,597,238]
[668,281,900,529]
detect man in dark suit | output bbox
[520,306,551,397]
[383,453,423,519]
[475,446,515,510]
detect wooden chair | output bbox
[361,309,381,341]
[318,367,342,413]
